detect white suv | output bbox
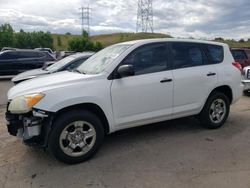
[6,39,243,164]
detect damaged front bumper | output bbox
[5,107,54,147]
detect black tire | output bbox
[243,90,250,96]
[49,110,104,164]
[199,92,230,129]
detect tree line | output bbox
[0,23,103,52]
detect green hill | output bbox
[214,39,250,48]
[51,32,250,51]
[51,32,172,50]
[90,32,171,47]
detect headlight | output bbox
[8,93,45,114]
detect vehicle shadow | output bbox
[24,112,247,166]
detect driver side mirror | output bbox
[117,65,135,78]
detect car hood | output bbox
[8,71,100,100]
[11,69,49,82]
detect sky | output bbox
[0,0,249,40]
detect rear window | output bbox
[204,44,224,64]
[231,50,247,60]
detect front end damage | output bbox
[5,106,53,147]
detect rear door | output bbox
[17,51,44,72]
[170,42,218,116]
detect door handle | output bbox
[207,72,216,76]
[160,78,173,83]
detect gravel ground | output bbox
[0,79,13,106]
[0,80,250,188]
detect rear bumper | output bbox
[242,79,250,91]
[232,83,244,104]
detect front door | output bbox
[111,43,173,127]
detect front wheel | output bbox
[49,110,104,164]
[199,92,230,129]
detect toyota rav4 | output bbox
[5,39,243,164]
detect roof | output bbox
[117,38,228,46]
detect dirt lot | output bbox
[0,81,250,188]
[0,79,13,106]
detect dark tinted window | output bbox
[231,50,247,60]
[17,51,38,58]
[171,43,205,69]
[65,58,87,70]
[44,53,55,61]
[0,51,20,60]
[204,44,224,63]
[122,43,168,75]
[37,52,46,58]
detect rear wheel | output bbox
[49,110,104,164]
[199,92,230,129]
[243,90,250,96]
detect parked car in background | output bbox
[34,48,56,59]
[60,51,76,59]
[231,48,250,68]
[1,47,18,52]
[34,48,53,54]
[11,52,94,84]
[0,49,56,76]
[6,39,243,164]
[242,66,250,95]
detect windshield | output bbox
[77,44,131,74]
[46,56,75,72]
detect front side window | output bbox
[171,43,205,69]
[122,43,168,75]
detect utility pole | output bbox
[136,0,154,33]
[79,5,90,35]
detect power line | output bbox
[79,5,90,34]
[136,0,154,33]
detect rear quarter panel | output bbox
[216,44,243,103]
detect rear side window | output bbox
[37,52,46,58]
[171,42,206,69]
[204,44,224,64]
[231,50,247,60]
[17,51,38,58]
